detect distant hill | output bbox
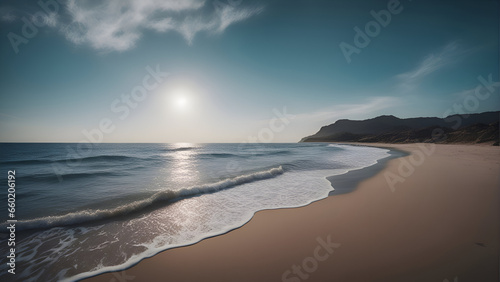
[300,111,499,145]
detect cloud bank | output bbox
[2,0,264,52]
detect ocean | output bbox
[0,143,390,281]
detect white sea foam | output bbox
[3,166,284,232]
[0,144,391,282]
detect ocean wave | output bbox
[1,155,146,166]
[65,155,143,162]
[0,159,50,165]
[327,144,346,149]
[162,147,195,152]
[246,150,292,157]
[199,150,292,159]
[281,159,344,171]
[21,170,122,182]
[198,153,239,158]
[3,166,284,232]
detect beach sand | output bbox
[85,144,499,282]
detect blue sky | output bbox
[0,0,498,142]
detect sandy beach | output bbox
[86,144,499,282]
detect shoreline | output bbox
[84,143,499,282]
[327,146,408,196]
[76,144,396,281]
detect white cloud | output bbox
[216,4,264,33]
[55,0,264,51]
[396,41,463,92]
[293,96,400,123]
[252,96,401,142]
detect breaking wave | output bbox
[4,166,284,232]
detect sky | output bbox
[0,0,498,143]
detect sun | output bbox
[176,96,188,108]
[170,87,192,111]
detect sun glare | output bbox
[176,96,188,108]
[170,87,192,111]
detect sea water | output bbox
[0,143,390,281]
